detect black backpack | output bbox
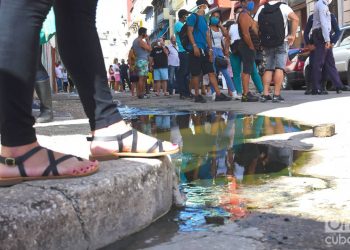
[258,3,285,48]
[178,13,199,51]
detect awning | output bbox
[40,8,56,45]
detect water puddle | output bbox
[103,109,311,250]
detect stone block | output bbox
[313,123,335,137]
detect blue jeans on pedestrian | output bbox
[229,53,263,94]
[177,52,190,97]
[212,47,236,92]
[56,78,63,92]
[168,65,178,94]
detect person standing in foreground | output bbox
[255,0,299,103]
[187,0,231,103]
[311,0,343,94]
[132,27,152,99]
[0,0,178,186]
[174,9,192,100]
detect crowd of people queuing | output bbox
[111,0,342,103]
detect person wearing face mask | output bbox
[236,0,260,102]
[168,35,180,95]
[186,0,232,103]
[310,0,343,94]
[209,11,239,99]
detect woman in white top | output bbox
[209,11,238,99]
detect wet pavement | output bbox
[32,90,350,250]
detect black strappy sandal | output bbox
[87,129,179,161]
[0,146,99,186]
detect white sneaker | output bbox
[211,92,216,101]
[235,93,242,100]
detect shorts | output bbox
[264,42,289,71]
[153,68,169,81]
[136,59,149,76]
[114,73,120,82]
[188,50,214,77]
[238,42,256,74]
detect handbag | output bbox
[215,56,228,69]
[210,29,228,69]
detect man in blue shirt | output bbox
[304,13,341,94]
[175,9,192,99]
[311,0,343,94]
[187,0,231,103]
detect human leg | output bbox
[230,53,243,94]
[0,0,98,184]
[251,62,263,93]
[35,46,53,123]
[54,1,178,158]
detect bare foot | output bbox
[90,121,178,157]
[0,142,98,179]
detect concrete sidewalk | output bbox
[1,90,350,250]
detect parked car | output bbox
[256,48,309,90]
[304,25,350,88]
[284,48,310,89]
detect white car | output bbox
[304,26,350,86]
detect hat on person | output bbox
[178,9,191,19]
[196,0,211,8]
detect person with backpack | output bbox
[255,0,299,103]
[236,0,261,102]
[186,0,231,103]
[174,9,192,100]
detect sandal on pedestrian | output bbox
[87,129,179,161]
[0,146,99,186]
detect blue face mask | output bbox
[210,17,220,25]
[247,1,255,12]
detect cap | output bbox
[196,0,211,8]
[178,9,191,19]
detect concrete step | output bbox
[0,136,175,250]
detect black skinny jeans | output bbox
[0,0,122,147]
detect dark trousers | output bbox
[0,0,122,147]
[311,31,343,91]
[307,50,328,91]
[121,74,131,91]
[178,52,190,97]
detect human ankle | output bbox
[1,142,39,158]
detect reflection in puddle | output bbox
[104,110,310,249]
[126,111,307,231]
